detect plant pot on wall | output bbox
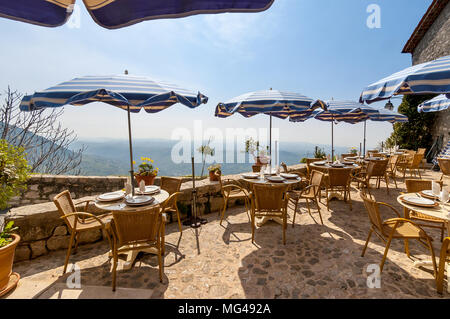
[0,234,20,297]
[135,174,156,186]
[209,170,221,182]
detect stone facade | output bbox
[5,165,307,262]
[410,2,450,146]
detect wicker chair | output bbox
[397,153,424,178]
[109,206,164,291]
[340,153,355,161]
[160,177,183,233]
[360,191,437,274]
[438,158,450,182]
[367,149,379,157]
[252,165,261,173]
[326,168,353,211]
[353,159,390,194]
[437,237,450,294]
[386,155,400,188]
[306,158,325,178]
[288,170,325,226]
[53,190,112,274]
[251,183,289,244]
[219,177,251,225]
[404,179,446,242]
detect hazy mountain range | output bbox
[72,138,350,177]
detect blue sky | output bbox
[0,0,432,149]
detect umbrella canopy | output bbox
[20,74,208,195]
[309,100,379,160]
[360,55,450,104]
[215,89,318,162]
[368,109,408,123]
[20,75,207,112]
[0,0,274,29]
[418,94,450,113]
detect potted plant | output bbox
[245,138,270,166]
[134,157,159,185]
[349,147,358,155]
[0,221,20,296]
[208,164,221,182]
[0,139,30,213]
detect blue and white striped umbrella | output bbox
[215,90,316,121]
[215,89,319,160]
[418,94,450,113]
[0,0,274,29]
[20,74,208,194]
[360,55,450,104]
[368,109,408,123]
[20,75,208,113]
[308,100,379,159]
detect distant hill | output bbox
[72,138,349,176]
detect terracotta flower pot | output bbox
[135,174,156,186]
[0,234,20,292]
[209,170,221,182]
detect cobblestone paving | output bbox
[6,170,450,299]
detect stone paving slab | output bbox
[37,284,153,299]
[4,169,450,299]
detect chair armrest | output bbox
[378,202,401,218]
[222,184,250,197]
[61,212,107,228]
[73,199,92,212]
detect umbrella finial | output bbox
[124,70,129,75]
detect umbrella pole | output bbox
[269,115,272,165]
[127,105,135,196]
[331,120,334,161]
[363,120,367,158]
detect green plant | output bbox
[385,95,436,157]
[0,221,18,248]
[313,146,326,159]
[300,158,307,163]
[198,137,215,177]
[134,156,158,176]
[349,147,358,155]
[208,164,221,173]
[0,139,30,210]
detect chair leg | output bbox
[417,168,422,179]
[292,199,299,227]
[157,250,163,283]
[306,199,311,216]
[175,206,182,233]
[315,198,323,225]
[347,187,352,211]
[63,231,76,274]
[73,233,80,254]
[385,174,389,194]
[380,234,394,272]
[220,198,228,225]
[251,212,255,244]
[112,245,118,292]
[440,225,444,243]
[404,239,410,258]
[326,188,330,211]
[282,212,286,245]
[361,228,373,257]
[425,238,438,279]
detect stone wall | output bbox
[411,1,450,147]
[6,164,307,263]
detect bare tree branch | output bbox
[0,87,85,175]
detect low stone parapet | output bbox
[6,164,306,262]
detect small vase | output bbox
[209,170,221,182]
[135,174,156,186]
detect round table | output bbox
[94,189,169,270]
[240,174,303,226]
[397,193,450,292]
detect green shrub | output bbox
[0,139,30,210]
[313,146,326,159]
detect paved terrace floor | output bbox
[5,170,450,299]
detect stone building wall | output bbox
[411,1,450,146]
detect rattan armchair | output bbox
[397,153,423,178]
[306,158,325,178]
[386,155,400,188]
[160,177,183,233]
[438,158,450,182]
[251,183,289,244]
[53,190,112,274]
[353,159,390,194]
[326,168,353,211]
[437,237,450,294]
[404,179,446,242]
[288,170,325,226]
[219,177,251,225]
[360,191,437,274]
[109,206,165,291]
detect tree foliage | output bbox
[385,95,436,155]
[0,139,30,210]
